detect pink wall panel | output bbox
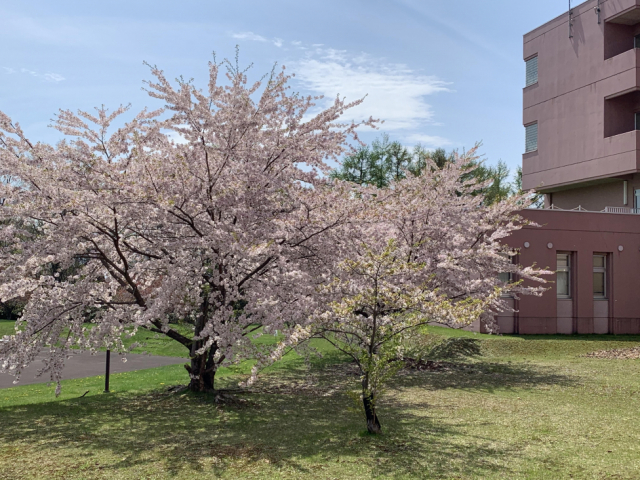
[500,209,640,334]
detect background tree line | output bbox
[330,134,541,207]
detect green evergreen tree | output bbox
[332,135,534,207]
[463,159,513,205]
[514,166,544,208]
[331,134,417,188]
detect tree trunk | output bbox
[362,392,382,434]
[186,294,218,392]
[185,346,217,392]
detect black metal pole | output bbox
[104,349,110,393]
[569,0,573,39]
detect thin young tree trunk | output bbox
[362,303,382,434]
[362,391,382,434]
[362,374,382,434]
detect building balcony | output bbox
[522,129,640,192]
[604,47,640,80]
[605,89,640,138]
[605,3,640,58]
[542,205,640,215]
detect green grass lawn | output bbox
[2,324,640,479]
[0,319,190,357]
[0,319,18,337]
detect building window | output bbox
[525,123,538,153]
[593,254,607,299]
[498,271,512,284]
[525,56,538,87]
[498,253,515,297]
[557,253,571,298]
[498,270,514,297]
[635,34,640,49]
[635,112,640,130]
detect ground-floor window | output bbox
[593,254,607,299]
[557,253,571,298]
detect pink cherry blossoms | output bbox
[0,59,373,393]
[0,58,548,404]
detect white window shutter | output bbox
[526,56,538,87]
[525,123,538,153]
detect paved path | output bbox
[0,351,187,389]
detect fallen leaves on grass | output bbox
[583,346,640,359]
[403,359,468,372]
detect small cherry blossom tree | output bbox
[0,58,374,393]
[308,149,550,434]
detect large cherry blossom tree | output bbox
[0,59,373,393]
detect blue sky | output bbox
[1,0,572,173]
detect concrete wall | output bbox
[495,298,516,334]
[545,171,640,209]
[550,179,625,210]
[493,208,640,335]
[522,0,640,192]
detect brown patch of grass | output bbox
[584,346,640,359]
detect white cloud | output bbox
[232,31,268,42]
[4,67,65,82]
[402,134,451,148]
[232,31,285,48]
[291,40,307,50]
[44,73,65,82]
[223,33,452,143]
[292,48,451,131]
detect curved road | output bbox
[0,351,187,389]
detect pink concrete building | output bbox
[494,209,640,334]
[488,0,640,334]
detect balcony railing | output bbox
[602,206,640,214]
[545,205,640,214]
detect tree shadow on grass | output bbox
[392,360,578,395]
[512,334,640,343]
[0,389,523,479]
[0,359,577,479]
